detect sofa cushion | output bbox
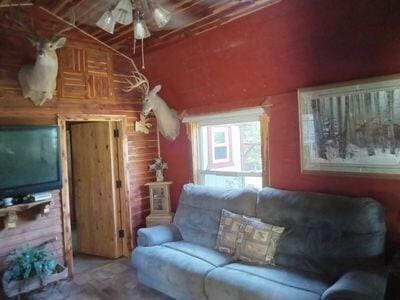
[257,187,386,279]
[174,184,258,248]
[162,241,236,267]
[133,245,213,300]
[235,216,285,265]
[205,262,330,300]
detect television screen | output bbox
[0,126,62,198]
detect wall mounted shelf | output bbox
[0,200,52,229]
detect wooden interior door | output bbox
[70,122,122,258]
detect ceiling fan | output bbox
[96,0,172,36]
[95,0,257,68]
[95,0,195,68]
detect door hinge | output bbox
[116,180,122,188]
[118,229,124,238]
[113,129,119,138]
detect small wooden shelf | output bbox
[0,200,52,229]
[145,181,173,227]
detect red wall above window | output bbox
[144,0,400,242]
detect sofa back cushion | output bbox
[257,187,386,279]
[174,184,258,248]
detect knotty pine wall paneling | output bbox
[0,7,157,270]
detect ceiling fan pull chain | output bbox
[141,37,145,69]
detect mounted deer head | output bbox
[4,8,75,106]
[123,71,180,141]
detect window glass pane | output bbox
[214,146,228,160]
[200,121,261,172]
[197,118,262,190]
[242,144,262,172]
[241,122,261,144]
[244,176,262,189]
[213,131,226,144]
[241,122,262,172]
[203,174,262,189]
[204,174,243,189]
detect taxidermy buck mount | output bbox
[123,71,180,141]
[3,8,75,106]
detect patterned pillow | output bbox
[235,216,285,265]
[215,209,243,254]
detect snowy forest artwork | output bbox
[299,76,400,176]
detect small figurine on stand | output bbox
[146,157,172,227]
[149,157,168,182]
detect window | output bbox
[184,108,264,190]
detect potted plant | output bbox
[1,238,68,298]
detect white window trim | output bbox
[183,107,264,125]
[185,107,264,187]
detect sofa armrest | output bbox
[137,224,182,247]
[322,270,387,300]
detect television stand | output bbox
[0,199,52,229]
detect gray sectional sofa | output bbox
[132,184,387,300]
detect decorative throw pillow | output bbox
[215,209,243,254]
[235,216,285,265]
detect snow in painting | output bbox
[301,89,400,173]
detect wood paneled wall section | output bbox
[0,191,64,270]
[0,7,157,269]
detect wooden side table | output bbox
[145,181,173,227]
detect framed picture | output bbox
[298,74,400,177]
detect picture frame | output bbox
[298,74,400,177]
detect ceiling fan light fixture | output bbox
[111,0,133,25]
[153,6,171,28]
[96,10,116,34]
[134,18,151,40]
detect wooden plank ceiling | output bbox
[30,0,281,55]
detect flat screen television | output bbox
[0,126,62,198]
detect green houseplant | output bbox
[1,239,67,298]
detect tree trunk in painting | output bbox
[344,96,350,156]
[337,96,346,159]
[387,90,396,154]
[328,97,335,143]
[348,95,356,143]
[373,91,385,152]
[354,94,362,147]
[311,99,327,159]
[364,93,375,156]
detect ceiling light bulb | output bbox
[111,0,133,25]
[134,19,151,39]
[153,6,171,28]
[96,10,116,34]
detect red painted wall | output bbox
[144,0,400,241]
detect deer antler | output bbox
[51,9,76,42]
[123,71,150,95]
[4,5,40,44]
